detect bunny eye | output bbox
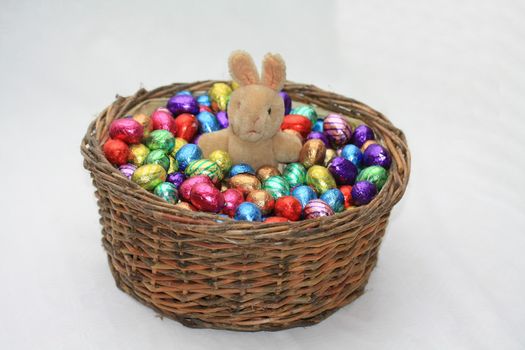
[267,107,272,114]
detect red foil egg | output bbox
[103,138,130,165]
[274,196,303,221]
[246,189,275,215]
[264,216,289,223]
[339,185,353,208]
[174,113,199,141]
[222,188,244,217]
[109,118,144,144]
[280,115,312,138]
[190,182,225,213]
[178,175,214,202]
[151,107,177,135]
[199,105,212,113]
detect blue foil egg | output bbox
[196,111,220,133]
[176,90,192,96]
[196,94,211,107]
[175,144,202,171]
[234,202,263,222]
[320,188,345,212]
[313,119,324,132]
[229,163,256,177]
[292,185,318,208]
[340,144,363,167]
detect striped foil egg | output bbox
[304,199,335,219]
[262,176,291,199]
[184,159,223,184]
[323,114,352,147]
[282,163,307,187]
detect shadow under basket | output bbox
[81,81,410,331]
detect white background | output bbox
[1,0,524,349]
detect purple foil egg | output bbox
[118,163,137,179]
[306,131,330,147]
[351,181,378,206]
[351,125,375,148]
[167,94,199,116]
[323,114,353,147]
[166,172,186,189]
[216,110,229,129]
[362,144,392,169]
[327,156,357,185]
[279,91,292,115]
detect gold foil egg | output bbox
[131,164,167,190]
[209,83,232,111]
[209,150,233,174]
[246,189,275,215]
[132,113,152,137]
[256,165,281,182]
[299,139,326,168]
[306,165,337,194]
[324,149,337,166]
[229,174,261,196]
[129,143,150,167]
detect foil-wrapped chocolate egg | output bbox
[209,83,232,111]
[279,91,292,115]
[313,119,324,132]
[256,165,281,182]
[216,111,229,129]
[145,129,175,154]
[339,185,353,208]
[145,149,171,172]
[323,114,352,147]
[281,115,312,138]
[176,90,192,96]
[231,81,240,90]
[229,174,261,196]
[282,163,307,187]
[229,163,256,177]
[290,105,318,125]
[103,139,130,166]
[179,175,213,201]
[362,144,392,169]
[209,150,232,174]
[109,118,144,144]
[323,148,337,167]
[246,189,275,215]
[118,163,136,179]
[190,182,224,213]
[351,125,375,148]
[304,199,334,219]
[319,188,345,213]
[129,143,150,167]
[154,182,178,204]
[327,156,358,185]
[299,139,326,168]
[361,140,377,152]
[356,165,388,190]
[222,188,244,217]
[166,172,186,189]
[262,176,290,199]
[292,185,317,208]
[196,94,211,107]
[340,144,363,167]
[185,159,223,184]
[167,94,199,116]
[306,131,329,147]
[306,165,337,194]
[196,111,220,133]
[174,144,202,171]
[151,107,177,135]
[274,196,302,221]
[169,155,178,174]
[131,163,167,190]
[171,137,188,157]
[264,216,289,223]
[234,202,262,222]
[133,113,152,137]
[351,181,378,206]
[174,113,199,142]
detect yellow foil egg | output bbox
[209,150,233,174]
[132,164,167,190]
[299,139,326,168]
[209,83,232,111]
[231,81,240,90]
[171,137,188,157]
[256,165,281,182]
[129,143,150,167]
[229,174,261,196]
[306,165,337,194]
[168,155,178,174]
[324,148,337,166]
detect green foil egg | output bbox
[145,149,170,171]
[185,159,223,184]
[356,165,389,190]
[129,144,150,167]
[306,165,337,194]
[132,164,167,190]
[145,129,175,154]
[282,163,307,187]
[262,176,290,199]
[154,182,178,204]
[291,105,318,124]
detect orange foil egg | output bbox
[280,115,312,138]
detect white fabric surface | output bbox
[1,0,524,349]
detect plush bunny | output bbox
[198,51,302,170]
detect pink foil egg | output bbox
[178,175,214,202]
[190,182,225,213]
[151,107,177,135]
[109,118,144,144]
[222,188,244,217]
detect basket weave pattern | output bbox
[81,81,410,331]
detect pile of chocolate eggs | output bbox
[103,83,392,222]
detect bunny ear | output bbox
[229,51,260,86]
[261,53,286,91]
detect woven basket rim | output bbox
[81,80,410,240]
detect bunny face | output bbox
[228,85,284,142]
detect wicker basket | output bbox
[81,81,410,331]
